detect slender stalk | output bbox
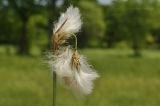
[51,33,77,106]
[69,33,78,50]
[53,71,56,106]
[52,35,57,106]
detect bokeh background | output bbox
[0,0,160,106]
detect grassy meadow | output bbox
[0,49,160,106]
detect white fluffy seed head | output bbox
[48,48,99,96]
[53,5,82,38]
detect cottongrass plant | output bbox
[48,5,99,106]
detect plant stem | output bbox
[51,33,77,106]
[53,71,56,106]
[52,36,57,106]
[69,33,77,50]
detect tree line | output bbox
[0,0,160,56]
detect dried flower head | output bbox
[48,5,99,97]
[53,5,82,50]
[48,48,99,96]
[71,50,81,71]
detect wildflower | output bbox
[48,5,99,97]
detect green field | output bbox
[0,49,160,106]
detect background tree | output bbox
[78,0,106,48]
[104,0,152,56]
[0,0,21,54]
[104,0,127,48]
[47,0,58,49]
[1,0,160,56]
[148,0,160,48]
[124,0,151,56]
[8,0,44,55]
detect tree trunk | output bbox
[47,0,57,50]
[107,32,115,48]
[132,36,141,57]
[17,21,29,55]
[107,38,115,48]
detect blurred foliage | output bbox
[124,0,151,56]
[104,0,160,56]
[1,0,160,56]
[28,15,48,51]
[104,0,127,48]
[78,0,105,48]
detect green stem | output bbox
[53,72,56,106]
[52,41,57,106]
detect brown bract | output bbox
[53,33,65,50]
[71,50,81,71]
[52,19,68,51]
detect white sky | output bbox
[98,0,112,5]
[56,0,112,6]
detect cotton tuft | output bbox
[48,5,99,97]
[53,5,82,39]
[48,48,99,96]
